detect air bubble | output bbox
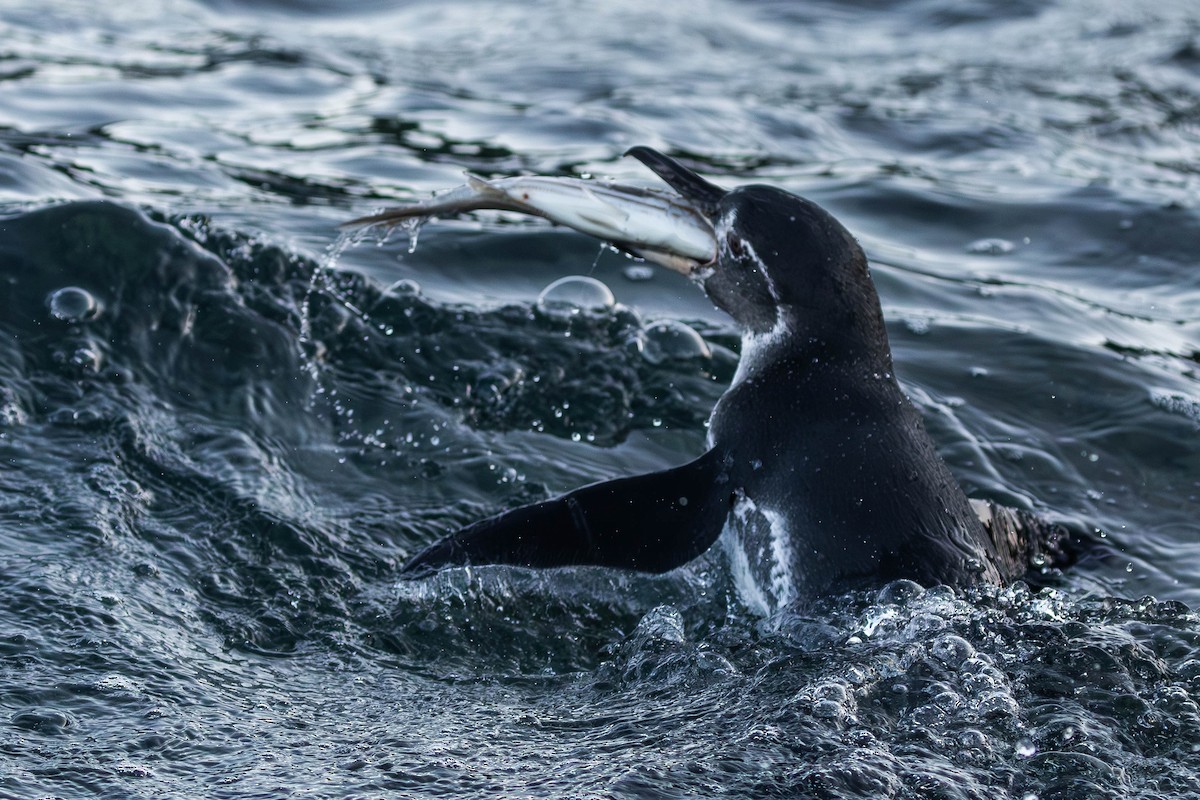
[640,320,711,365]
[47,287,99,322]
[876,579,924,606]
[929,634,975,667]
[977,690,1020,719]
[385,278,422,296]
[536,276,614,319]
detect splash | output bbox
[397,216,425,254]
[299,223,423,397]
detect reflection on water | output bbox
[1,0,1199,796]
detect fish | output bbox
[344,172,716,275]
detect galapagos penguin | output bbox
[351,148,1065,604]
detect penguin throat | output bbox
[731,313,790,387]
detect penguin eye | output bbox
[728,236,747,260]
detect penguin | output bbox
[350,147,1069,603]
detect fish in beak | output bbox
[343,148,725,277]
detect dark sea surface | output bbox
[2,1,1199,797]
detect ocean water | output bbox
[2,0,1199,797]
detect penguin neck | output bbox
[730,303,896,391]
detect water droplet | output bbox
[536,275,614,319]
[1016,739,1037,758]
[47,287,99,322]
[966,238,1015,255]
[70,347,102,371]
[381,216,425,253]
[622,265,654,282]
[640,320,710,365]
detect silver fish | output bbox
[344,173,717,274]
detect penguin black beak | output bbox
[624,147,726,221]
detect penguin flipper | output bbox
[400,448,732,579]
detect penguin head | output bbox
[708,186,878,336]
[627,147,886,354]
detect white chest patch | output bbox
[722,493,797,615]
